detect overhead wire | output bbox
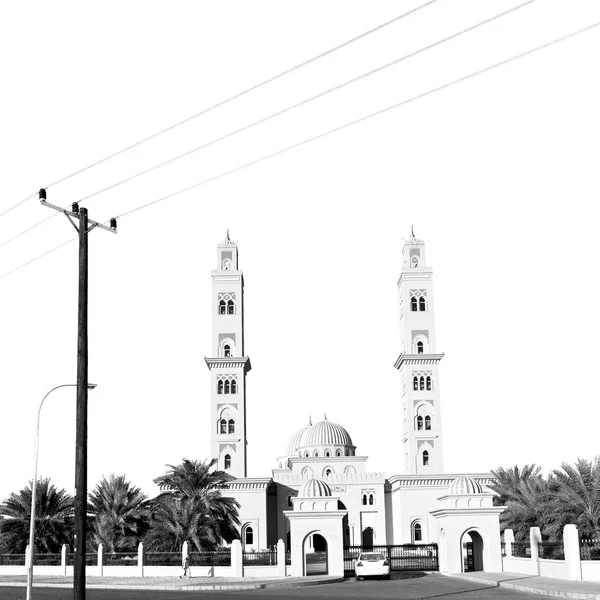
[1,18,595,282]
[0,0,439,220]
[0,0,538,251]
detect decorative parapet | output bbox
[205,357,252,372]
[273,471,386,485]
[223,478,272,491]
[389,473,495,489]
[394,353,444,369]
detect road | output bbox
[0,573,540,600]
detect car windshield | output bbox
[360,553,384,561]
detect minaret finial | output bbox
[411,224,415,238]
[324,412,327,421]
[308,416,312,426]
[226,228,230,241]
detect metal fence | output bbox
[102,552,138,566]
[32,554,62,566]
[511,542,530,558]
[0,554,26,566]
[67,553,97,566]
[242,550,277,566]
[580,539,600,560]
[344,544,438,572]
[538,541,565,560]
[190,550,231,567]
[145,552,181,566]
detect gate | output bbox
[344,544,438,573]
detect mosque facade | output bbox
[205,231,504,576]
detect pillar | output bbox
[277,539,286,576]
[137,542,144,577]
[98,543,104,577]
[564,524,582,581]
[61,544,68,576]
[231,539,243,577]
[530,527,541,574]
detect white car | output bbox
[354,552,390,580]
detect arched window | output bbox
[231,380,237,394]
[313,450,319,457]
[217,380,224,394]
[325,450,331,457]
[423,450,429,466]
[224,344,231,357]
[224,380,230,394]
[336,449,342,457]
[419,376,425,391]
[425,416,431,430]
[362,494,367,505]
[219,300,226,314]
[411,297,418,311]
[426,376,432,391]
[244,526,253,546]
[224,454,232,469]
[412,522,423,542]
[417,341,424,354]
[368,494,374,505]
[419,297,426,311]
[417,416,423,430]
[220,419,227,434]
[227,299,235,315]
[228,419,235,433]
[305,451,310,457]
[325,469,332,476]
[413,376,418,391]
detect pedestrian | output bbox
[181,553,191,578]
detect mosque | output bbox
[205,231,505,576]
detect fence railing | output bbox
[67,553,97,566]
[580,539,600,560]
[242,550,277,566]
[145,552,180,566]
[0,554,26,566]
[511,542,530,558]
[191,550,232,567]
[538,541,564,560]
[344,544,438,572]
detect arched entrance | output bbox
[304,532,328,576]
[338,501,350,546]
[461,530,484,572]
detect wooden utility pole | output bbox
[40,191,116,600]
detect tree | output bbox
[147,458,240,551]
[0,479,73,553]
[490,465,556,540]
[552,457,600,539]
[88,475,149,553]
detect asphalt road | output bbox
[0,573,541,600]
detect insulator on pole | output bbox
[72,202,79,214]
[110,218,117,230]
[39,188,46,201]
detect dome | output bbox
[449,476,483,495]
[298,418,353,449]
[299,478,332,498]
[283,424,311,457]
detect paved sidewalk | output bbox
[451,571,600,599]
[0,574,345,591]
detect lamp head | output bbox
[87,384,98,390]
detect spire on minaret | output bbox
[324,412,328,421]
[308,416,312,426]
[226,228,230,241]
[410,225,415,239]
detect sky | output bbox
[1,0,599,504]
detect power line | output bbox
[0,0,439,220]
[1,20,597,282]
[0,0,538,251]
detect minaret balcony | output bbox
[394,353,444,369]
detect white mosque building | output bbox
[205,231,505,576]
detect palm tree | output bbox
[490,465,555,540]
[147,458,240,551]
[552,457,600,539]
[0,479,73,553]
[88,475,149,553]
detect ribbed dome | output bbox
[449,476,483,495]
[298,419,353,448]
[284,426,310,457]
[299,478,332,498]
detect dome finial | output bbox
[410,224,415,239]
[324,412,327,420]
[308,415,312,426]
[226,228,230,241]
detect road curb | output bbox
[0,576,346,592]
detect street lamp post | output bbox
[26,383,97,600]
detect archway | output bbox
[304,532,328,576]
[461,530,484,572]
[338,501,350,546]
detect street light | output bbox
[26,383,97,600]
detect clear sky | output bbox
[1,0,599,504]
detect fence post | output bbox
[61,544,67,576]
[25,544,31,571]
[97,543,103,577]
[277,539,286,576]
[530,527,541,574]
[137,542,144,577]
[231,539,243,577]
[181,540,189,576]
[504,529,514,558]
[564,524,582,581]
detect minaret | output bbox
[205,232,251,477]
[394,228,444,474]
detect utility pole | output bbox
[40,190,116,600]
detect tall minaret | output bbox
[394,228,444,474]
[205,232,251,477]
